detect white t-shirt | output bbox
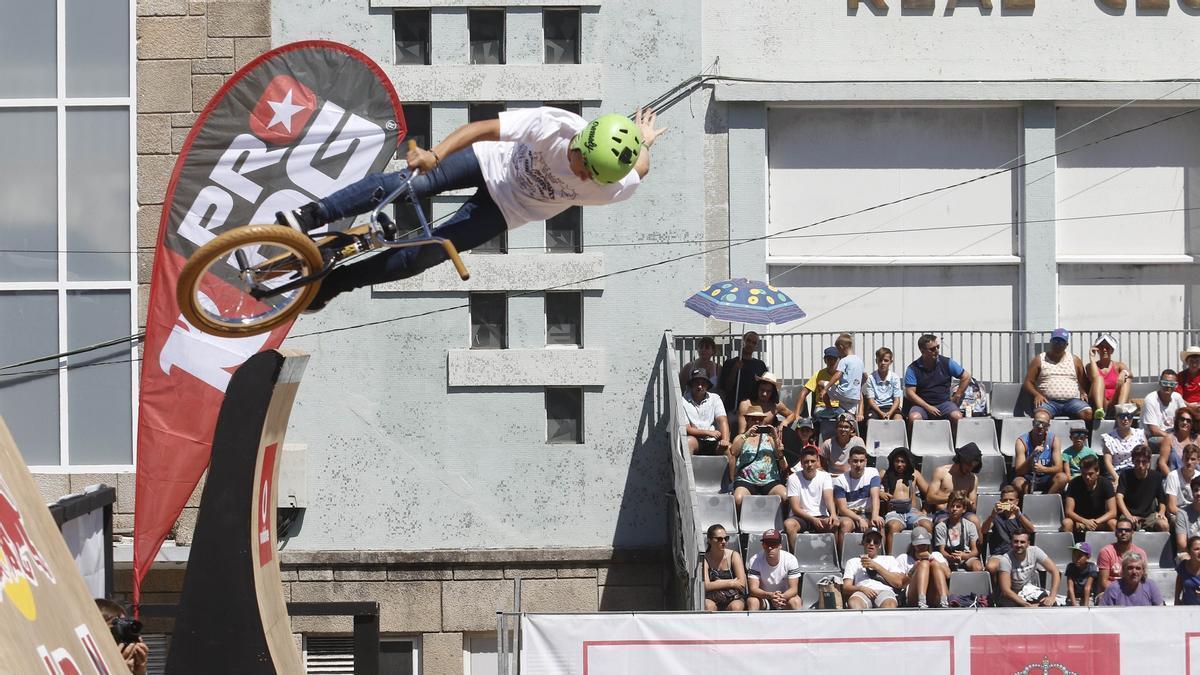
[997,546,1048,591]
[1142,391,1187,433]
[474,107,641,228]
[681,391,725,431]
[1165,468,1197,509]
[843,554,903,593]
[786,469,833,517]
[894,551,948,573]
[746,550,801,593]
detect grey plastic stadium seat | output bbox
[1021,494,1065,532]
[955,417,1000,456]
[1049,420,1074,443]
[691,455,729,493]
[1145,568,1176,605]
[793,533,840,572]
[1133,531,1173,569]
[1130,381,1158,406]
[841,532,865,562]
[1033,531,1075,572]
[1091,420,1115,452]
[1084,531,1116,554]
[738,494,784,535]
[799,571,841,609]
[948,571,991,597]
[865,419,908,459]
[889,531,912,557]
[976,493,1001,521]
[1000,417,1034,458]
[920,455,954,490]
[696,493,738,535]
[911,420,954,457]
[977,454,1007,495]
[990,383,1031,419]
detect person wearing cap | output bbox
[878,446,933,553]
[735,371,793,436]
[1115,444,1168,532]
[904,334,972,427]
[925,443,983,531]
[834,446,884,551]
[1060,422,1099,482]
[995,530,1060,607]
[841,528,908,609]
[822,333,865,420]
[728,406,788,510]
[1064,541,1098,606]
[1087,334,1130,418]
[1062,455,1117,535]
[783,446,838,549]
[864,346,904,421]
[781,416,820,469]
[1012,408,1066,496]
[792,346,842,422]
[1142,368,1188,456]
[679,336,719,392]
[820,412,866,475]
[681,368,730,456]
[745,528,803,610]
[1101,403,1146,484]
[1173,476,1200,560]
[1178,346,1200,408]
[894,525,950,608]
[717,331,769,418]
[1097,551,1163,606]
[1022,328,1092,423]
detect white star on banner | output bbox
[266,89,306,132]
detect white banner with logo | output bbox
[521,608,1200,675]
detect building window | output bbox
[546,388,583,444]
[0,0,135,468]
[543,8,581,65]
[303,635,419,674]
[467,102,508,253]
[465,634,498,675]
[544,101,582,116]
[545,207,582,253]
[392,103,433,237]
[393,10,431,65]
[381,639,418,675]
[470,293,507,349]
[546,292,582,347]
[469,9,505,65]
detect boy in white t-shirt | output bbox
[783,447,838,548]
[279,107,666,309]
[745,529,803,610]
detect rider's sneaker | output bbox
[276,202,324,233]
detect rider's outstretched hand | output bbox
[406,144,439,173]
[635,107,668,149]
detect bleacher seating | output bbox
[948,571,992,597]
[990,382,1032,419]
[1022,494,1065,532]
[1130,381,1158,406]
[1000,417,1034,458]
[738,495,784,535]
[911,420,954,458]
[1084,531,1117,554]
[956,417,1000,456]
[1049,419,1074,443]
[976,493,1000,521]
[841,532,865,562]
[977,454,1007,494]
[1146,568,1177,605]
[866,419,907,459]
[890,531,912,556]
[1091,420,1115,451]
[799,572,834,609]
[1033,531,1075,571]
[793,533,840,572]
[1133,531,1173,569]
[696,494,738,535]
[691,456,728,493]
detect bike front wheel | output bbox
[176,224,324,338]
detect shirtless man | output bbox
[925,443,983,530]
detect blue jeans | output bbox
[315,146,507,298]
[1038,398,1091,418]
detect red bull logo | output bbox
[0,476,56,621]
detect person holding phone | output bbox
[728,407,788,511]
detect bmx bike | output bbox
[176,142,469,338]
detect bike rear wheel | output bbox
[176,224,324,338]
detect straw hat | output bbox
[1181,346,1200,363]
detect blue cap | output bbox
[823,346,839,358]
[1051,328,1070,343]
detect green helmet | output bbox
[570,113,643,184]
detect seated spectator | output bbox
[793,347,841,421]
[745,528,803,610]
[1065,542,1098,607]
[1160,408,1196,476]
[983,484,1036,575]
[841,529,908,609]
[1143,368,1188,458]
[1097,551,1163,606]
[1173,475,1200,559]
[95,598,149,675]
[823,333,865,420]
[925,443,983,530]
[1102,404,1145,484]
[1061,455,1117,534]
[995,530,1060,607]
[1176,536,1200,605]
[863,347,904,421]
[1061,423,1098,481]
[702,524,747,611]
[1022,328,1092,422]
[905,333,972,426]
[1096,515,1148,591]
[783,447,838,549]
[895,526,950,608]
[1165,444,1200,517]
[878,446,933,553]
[728,408,788,510]
[1178,346,1200,410]
[1013,408,1066,495]
[935,490,983,572]
[680,336,719,392]
[681,369,730,455]
[834,446,884,551]
[1087,334,1131,419]
[1115,445,1168,532]
[717,331,767,418]
[736,371,793,435]
[781,417,819,469]
[820,413,866,474]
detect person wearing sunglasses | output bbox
[702,524,747,611]
[1023,328,1093,423]
[1142,368,1188,458]
[1096,515,1148,592]
[1087,334,1131,420]
[1114,445,1169,533]
[1160,408,1197,476]
[1013,409,1066,496]
[1061,424,1099,482]
[1101,403,1146,485]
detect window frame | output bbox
[468,8,506,65]
[545,387,584,444]
[393,8,431,66]
[545,291,583,348]
[545,206,582,253]
[542,7,581,65]
[469,292,508,350]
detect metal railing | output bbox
[662,331,704,611]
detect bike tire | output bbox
[176,224,324,338]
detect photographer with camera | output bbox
[95,598,149,675]
[728,407,789,512]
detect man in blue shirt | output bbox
[905,334,972,425]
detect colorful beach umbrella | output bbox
[684,278,806,324]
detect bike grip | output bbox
[407,139,417,152]
[441,241,470,280]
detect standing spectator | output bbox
[1115,445,1168,532]
[1022,328,1092,422]
[820,413,866,475]
[1102,404,1145,484]
[841,529,908,609]
[1061,455,1117,534]
[1061,423,1099,481]
[745,528,803,610]
[864,347,904,421]
[681,369,730,455]
[1175,536,1200,605]
[834,447,884,551]
[905,334,972,426]
[1143,369,1188,457]
[728,408,788,510]
[1064,542,1098,606]
[995,530,1061,607]
[925,443,983,530]
[736,372,792,435]
[1096,516,1148,591]
[717,331,768,418]
[1178,346,1200,409]
[1158,408,1195,476]
[702,524,747,611]
[1165,444,1200,517]
[878,446,933,553]
[823,333,865,420]
[934,490,983,571]
[792,347,840,421]
[783,447,838,549]
[895,526,950,609]
[1097,552,1163,606]
[1087,334,1131,419]
[982,484,1036,575]
[1012,409,1066,495]
[1173,476,1200,558]
[680,336,720,392]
